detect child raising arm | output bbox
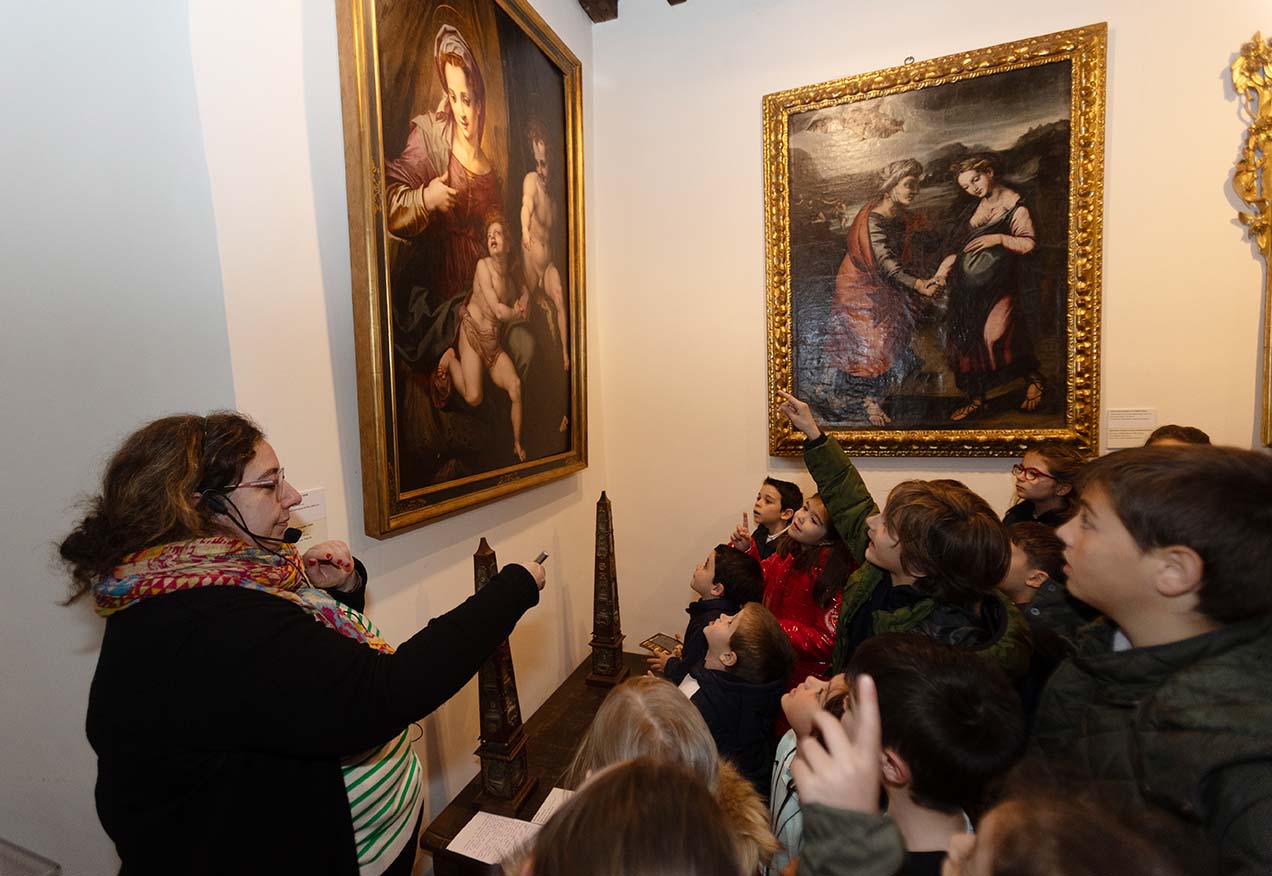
[775,390,1031,679]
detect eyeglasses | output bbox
[223,468,288,499]
[1011,464,1056,483]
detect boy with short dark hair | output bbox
[1144,423,1211,446]
[751,477,804,560]
[652,544,764,684]
[1001,522,1095,646]
[1000,522,1095,721]
[684,603,796,797]
[767,634,1025,876]
[1032,444,1272,875]
[849,633,1025,874]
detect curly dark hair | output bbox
[58,412,263,602]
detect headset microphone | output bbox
[202,493,300,545]
[203,492,306,578]
[234,524,304,546]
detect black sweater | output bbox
[663,596,739,685]
[86,563,539,875]
[688,665,786,799]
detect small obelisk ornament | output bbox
[586,491,629,687]
[471,538,536,814]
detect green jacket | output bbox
[1031,615,1272,875]
[804,435,1032,679]
[799,804,905,876]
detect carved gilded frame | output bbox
[764,24,1105,456]
[1232,32,1272,446]
[336,0,586,536]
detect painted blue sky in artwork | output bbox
[790,61,1072,182]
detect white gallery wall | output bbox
[187,3,602,876]
[591,0,1268,650]
[0,2,237,871]
[2,0,1269,872]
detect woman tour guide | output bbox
[59,412,545,874]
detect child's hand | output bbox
[790,675,882,814]
[730,513,752,550]
[777,390,822,440]
[646,652,672,674]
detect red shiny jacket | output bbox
[750,540,848,684]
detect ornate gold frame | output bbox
[763,24,1106,457]
[335,0,587,536]
[1232,32,1272,447]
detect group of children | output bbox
[507,403,1271,876]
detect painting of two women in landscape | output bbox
[767,27,1105,456]
[339,0,585,534]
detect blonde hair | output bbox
[564,676,778,872]
[566,676,717,790]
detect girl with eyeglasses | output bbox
[1004,440,1087,528]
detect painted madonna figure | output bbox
[384,24,506,398]
[385,24,500,304]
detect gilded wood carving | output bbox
[763,24,1106,456]
[335,0,587,535]
[1232,32,1272,446]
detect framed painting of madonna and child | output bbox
[336,0,586,536]
[763,24,1105,457]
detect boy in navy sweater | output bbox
[651,544,763,684]
[684,602,795,798]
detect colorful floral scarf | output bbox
[93,537,392,653]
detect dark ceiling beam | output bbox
[578,0,687,23]
[578,0,617,22]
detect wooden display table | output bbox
[419,651,646,875]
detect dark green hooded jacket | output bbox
[1031,615,1272,874]
[802,435,1031,680]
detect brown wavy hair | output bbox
[58,412,263,602]
[528,759,740,876]
[985,790,1206,876]
[885,479,1010,603]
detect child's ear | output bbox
[1151,544,1204,600]
[719,649,737,668]
[879,748,910,788]
[780,507,795,523]
[709,581,725,598]
[1025,569,1049,590]
[1055,481,1073,497]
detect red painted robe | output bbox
[828,200,924,378]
